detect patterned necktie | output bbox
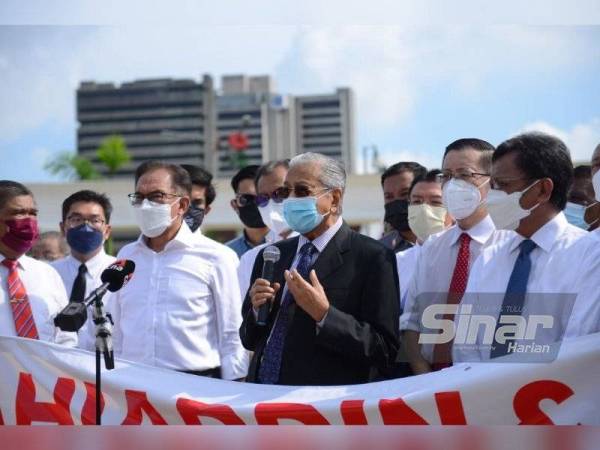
[258,242,318,384]
[70,263,87,303]
[2,259,39,339]
[490,239,537,359]
[432,232,471,370]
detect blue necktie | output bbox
[490,239,537,359]
[258,242,318,384]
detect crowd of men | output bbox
[0,132,599,386]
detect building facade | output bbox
[76,74,355,178]
[77,76,216,177]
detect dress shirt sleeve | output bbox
[48,267,78,347]
[564,243,600,339]
[104,290,122,356]
[237,248,255,300]
[316,243,400,374]
[210,250,249,380]
[399,248,424,332]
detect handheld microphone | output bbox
[257,245,280,326]
[54,259,136,332]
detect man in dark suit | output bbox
[240,152,400,385]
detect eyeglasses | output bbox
[234,193,257,207]
[274,186,330,199]
[66,215,105,228]
[255,188,288,207]
[128,192,181,206]
[437,169,490,184]
[490,177,534,190]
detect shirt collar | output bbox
[243,229,266,247]
[137,221,196,252]
[449,214,496,246]
[297,216,344,254]
[509,212,569,254]
[67,248,109,273]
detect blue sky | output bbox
[1,4,600,182]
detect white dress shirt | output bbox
[0,254,77,346]
[52,249,116,351]
[396,245,421,310]
[108,222,248,380]
[564,229,600,338]
[453,212,588,363]
[400,215,513,363]
[238,230,299,300]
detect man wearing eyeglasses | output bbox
[401,138,513,374]
[225,165,269,258]
[52,190,116,351]
[454,133,590,363]
[240,153,400,385]
[237,160,297,299]
[108,161,248,380]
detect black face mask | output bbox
[184,204,205,233]
[384,199,410,232]
[239,203,266,229]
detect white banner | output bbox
[1,334,599,425]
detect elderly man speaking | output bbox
[240,152,400,385]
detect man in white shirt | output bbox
[563,144,600,338]
[397,169,454,306]
[0,180,77,346]
[453,132,588,364]
[238,160,298,299]
[401,139,512,374]
[52,190,116,351]
[108,161,248,380]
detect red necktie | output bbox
[432,232,471,370]
[2,259,39,339]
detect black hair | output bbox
[493,132,573,210]
[255,159,290,186]
[381,161,427,186]
[0,180,33,211]
[408,169,442,196]
[573,165,591,180]
[62,190,113,223]
[231,165,260,193]
[443,138,495,173]
[135,161,192,196]
[181,164,216,206]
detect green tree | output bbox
[44,151,100,181]
[96,135,131,176]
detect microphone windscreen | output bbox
[101,259,136,292]
[263,245,281,263]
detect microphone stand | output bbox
[88,292,114,425]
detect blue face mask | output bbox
[66,223,104,255]
[283,192,330,235]
[564,202,587,229]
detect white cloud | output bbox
[518,118,600,163]
[0,25,298,143]
[277,26,599,136]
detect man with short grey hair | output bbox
[240,152,400,385]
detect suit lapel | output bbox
[312,222,352,282]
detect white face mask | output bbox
[485,180,540,231]
[408,204,448,243]
[258,201,290,237]
[593,170,600,202]
[442,178,487,220]
[132,199,178,238]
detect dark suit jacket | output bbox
[239,222,401,385]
